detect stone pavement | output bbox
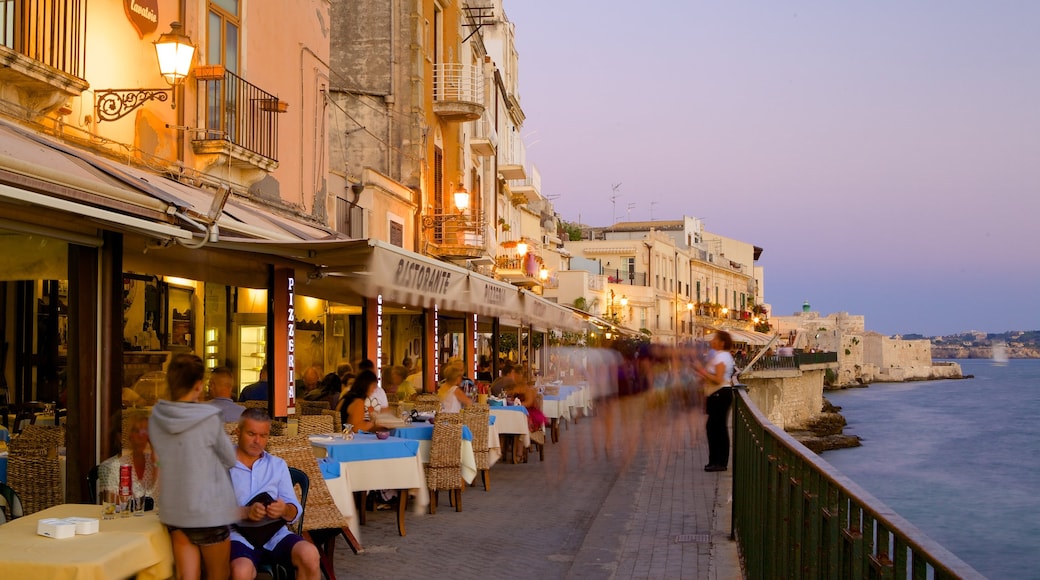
[330,398,742,579]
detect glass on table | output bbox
[100,490,118,520]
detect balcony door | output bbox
[205,0,239,137]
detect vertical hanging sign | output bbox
[273,267,296,416]
[123,0,159,38]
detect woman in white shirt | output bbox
[695,331,735,472]
[437,363,472,413]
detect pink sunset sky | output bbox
[505,1,1039,336]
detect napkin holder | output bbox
[37,518,77,539]
[65,516,100,535]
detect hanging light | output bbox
[154,22,197,85]
[516,240,529,256]
[539,267,549,281]
[452,184,470,212]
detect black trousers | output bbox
[705,387,733,467]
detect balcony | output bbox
[193,68,283,175]
[0,0,89,114]
[495,254,543,288]
[470,116,497,157]
[508,172,541,204]
[433,63,484,122]
[425,213,487,260]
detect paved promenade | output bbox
[331,399,742,579]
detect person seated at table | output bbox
[490,362,517,397]
[97,410,158,506]
[239,364,269,402]
[230,408,321,580]
[303,372,341,410]
[476,356,493,382]
[437,363,473,413]
[206,367,246,423]
[506,367,547,433]
[338,370,377,433]
[384,365,407,402]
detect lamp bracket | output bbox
[421,214,462,229]
[96,88,172,122]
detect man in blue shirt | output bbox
[229,408,320,580]
[206,367,246,422]
[238,365,269,402]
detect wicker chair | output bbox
[16,424,65,450]
[241,400,269,411]
[461,404,492,491]
[270,420,287,436]
[435,412,463,425]
[297,400,330,416]
[413,394,441,414]
[264,435,362,571]
[297,414,335,436]
[224,422,240,445]
[7,445,62,515]
[321,409,342,433]
[425,421,463,514]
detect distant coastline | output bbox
[931,346,1040,359]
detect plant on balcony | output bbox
[573,297,589,312]
[510,192,526,207]
[497,218,510,232]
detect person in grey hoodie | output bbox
[149,353,239,580]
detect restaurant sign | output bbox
[124,0,159,38]
[273,267,296,416]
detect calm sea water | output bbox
[823,359,1040,579]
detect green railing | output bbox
[732,388,983,579]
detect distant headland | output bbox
[901,330,1040,359]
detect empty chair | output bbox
[425,421,464,514]
[413,394,440,414]
[7,445,62,515]
[461,404,492,491]
[297,400,330,416]
[297,414,335,436]
[321,409,342,433]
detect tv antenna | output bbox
[610,182,622,225]
[650,201,658,221]
[626,203,635,220]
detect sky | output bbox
[504,1,1039,337]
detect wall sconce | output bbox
[516,239,529,256]
[422,183,471,228]
[539,267,549,281]
[96,22,196,122]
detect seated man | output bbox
[229,408,320,580]
[207,367,246,422]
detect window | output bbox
[208,0,239,72]
[389,219,404,248]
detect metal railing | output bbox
[0,0,85,78]
[732,388,984,579]
[427,216,485,249]
[195,69,280,161]
[433,62,483,105]
[603,268,647,286]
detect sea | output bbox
[822,358,1040,579]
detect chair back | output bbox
[17,424,65,450]
[86,464,100,503]
[429,422,463,469]
[264,435,352,533]
[413,394,440,414]
[321,409,342,433]
[241,400,269,411]
[461,405,490,454]
[297,400,330,416]
[0,482,23,523]
[435,412,463,426]
[7,445,61,515]
[287,467,309,534]
[297,414,335,436]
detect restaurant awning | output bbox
[715,327,777,346]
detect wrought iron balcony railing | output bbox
[194,68,281,162]
[0,0,86,79]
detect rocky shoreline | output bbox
[787,396,862,453]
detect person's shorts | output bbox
[232,533,305,566]
[167,524,230,546]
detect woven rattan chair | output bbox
[297,414,335,436]
[7,445,62,515]
[413,394,440,414]
[321,409,342,433]
[223,422,240,446]
[270,420,287,436]
[435,412,463,425]
[241,400,269,411]
[17,424,65,450]
[264,435,362,570]
[461,405,491,491]
[426,421,463,514]
[297,400,330,416]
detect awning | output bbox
[519,289,585,332]
[467,272,522,318]
[560,304,640,337]
[715,327,776,346]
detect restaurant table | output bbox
[390,423,482,483]
[0,425,9,442]
[541,395,570,443]
[310,433,428,537]
[0,503,173,580]
[489,406,532,463]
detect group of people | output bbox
[106,354,320,580]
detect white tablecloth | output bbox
[489,408,531,448]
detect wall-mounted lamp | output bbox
[96,22,196,122]
[422,183,471,228]
[539,267,549,281]
[516,240,529,256]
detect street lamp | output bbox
[687,301,694,335]
[96,22,197,121]
[422,183,471,228]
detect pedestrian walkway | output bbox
[331,398,742,579]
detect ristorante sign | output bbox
[124,0,159,38]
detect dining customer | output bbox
[230,408,320,580]
[206,367,246,422]
[437,363,473,413]
[149,353,240,580]
[97,409,158,507]
[694,331,736,472]
[338,369,378,432]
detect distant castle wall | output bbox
[744,370,825,430]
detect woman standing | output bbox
[695,331,735,472]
